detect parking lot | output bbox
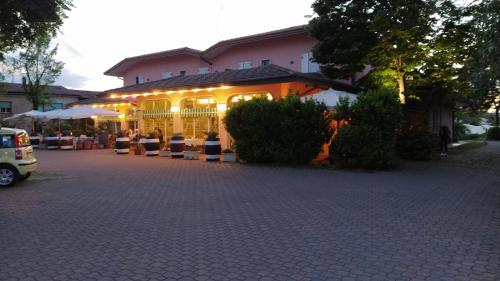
[0,147,499,281]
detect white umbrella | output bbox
[301,88,357,108]
[4,110,50,121]
[43,106,121,120]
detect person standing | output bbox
[439,126,451,156]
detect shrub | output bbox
[396,126,436,160]
[224,95,332,164]
[486,126,500,140]
[329,88,402,169]
[330,125,395,169]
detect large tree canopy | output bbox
[10,34,64,110]
[308,0,467,103]
[466,0,500,125]
[0,0,72,60]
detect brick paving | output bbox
[0,144,499,281]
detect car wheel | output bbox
[18,172,31,181]
[0,166,18,187]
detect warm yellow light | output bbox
[243,96,252,101]
[110,95,117,99]
[219,86,231,90]
[170,106,180,113]
[192,88,201,93]
[92,105,97,108]
[91,115,97,119]
[118,114,125,119]
[217,103,227,112]
[206,87,214,92]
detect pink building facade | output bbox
[105,26,325,87]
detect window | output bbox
[0,101,12,113]
[37,103,64,112]
[161,72,172,79]
[238,61,252,69]
[135,76,145,84]
[198,67,209,74]
[179,70,186,76]
[0,135,14,148]
[261,59,270,66]
[301,52,320,73]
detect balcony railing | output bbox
[181,108,218,118]
[143,110,173,119]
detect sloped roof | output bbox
[105,64,355,95]
[103,47,203,77]
[103,25,309,77]
[0,83,101,99]
[201,25,308,60]
[70,97,132,106]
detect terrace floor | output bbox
[1,143,499,281]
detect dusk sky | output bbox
[43,0,315,91]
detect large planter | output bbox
[144,138,160,156]
[170,135,185,159]
[60,136,73,150]
[223,153,237,163]
[44,136,59,150]
[29,135,40,149]
[115,137,130,154]
[204,139,221,161]
[184,150,200,160]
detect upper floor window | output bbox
[301,52,320,73]
[261,59,270,66]
[135,76,145,84]
[161,72,172,79]
[180,70,186,76]
[198,67,210,74]
[0,101,12,113]
[238,61,252,69]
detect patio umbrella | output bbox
[43,106,121,120]
[3,110,50,121]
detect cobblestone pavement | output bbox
[0,144,499,281]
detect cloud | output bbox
[55,68,90,89]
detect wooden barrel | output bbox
[144,138,160,156]
[170,135,185,159]
[115,137,130,154]
[45,136,59,150]
[30,135,40,149]
[204,139,221,161]
[60,136,73,150]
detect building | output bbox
[101,25,357,148]
[0,83,99,122]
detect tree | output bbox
[0,0,72,60]
[10,35,64,110]
[466,0,500,126]
[308,0,466,103]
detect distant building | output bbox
[0,82,100,121]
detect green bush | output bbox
[330,125,395,169]
[396,126,436,160]
[486,126,500,140]
[329,88,402,169]
[224,95,332,164]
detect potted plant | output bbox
[184,145,200,160]
[115,130,130,154]
[204,131,221,161]
[222,148,237,163]
[43,127,59,150]
[144,131,160,156]
[170,133,185,159]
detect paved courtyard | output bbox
[1,143,499,281]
